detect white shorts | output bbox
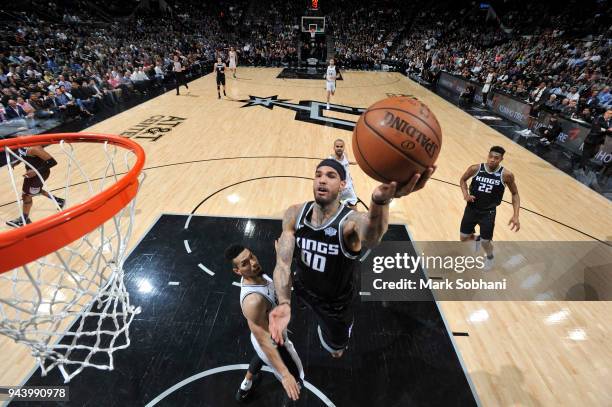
[340,186,358,206]
[250,333,304,381]
[229,60,236,69]
[326,81,336,92]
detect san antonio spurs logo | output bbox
[240,95,366,131]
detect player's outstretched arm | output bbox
[269,204,300,345]
[504,170,520,231]
[460,164,479,202]
[243,296,300,401]
[345,167,435,250]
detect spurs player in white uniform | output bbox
[324,58,337,110]
[329,138,358,209]
[225,244,304,403]
[228,47,238,78]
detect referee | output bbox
[173,55,189,96]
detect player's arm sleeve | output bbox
[243,296,292,378]
[273,205,299,304]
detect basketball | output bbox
[352,97,442,184]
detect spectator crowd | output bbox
[1,0,610,140]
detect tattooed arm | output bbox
[344,168,435,251]
[269,204,300,345]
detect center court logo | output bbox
[240,95,366,131]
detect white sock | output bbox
[240,378,252,391]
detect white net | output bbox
[0,137,144,382]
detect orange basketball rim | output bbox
[0,133,145,273]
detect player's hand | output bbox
[508,216,520,232]
[269,304,291,346]
[464,194,476,203]
[23,169,36,178]
[281,373,300,401]
[372,166,436,201]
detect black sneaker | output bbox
[54,197,66,209]
[235,373,262,402]
[6,216,31,228]
[218,94,221,99]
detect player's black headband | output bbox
[316,159,346,180]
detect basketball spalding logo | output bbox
[352,97,442,184]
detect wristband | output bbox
[278,301,290,307]
[371,194,391,206]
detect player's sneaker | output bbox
[235,373,262,402]
[326,103,330,110]
[54,197,66,209]
[6,216,31,228]
[483,255,495,271]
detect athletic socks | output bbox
[218,93,221,99]
[223,90,226,96]
[240,378,252,391]
[473,235,481,253]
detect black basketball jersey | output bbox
[293,201,362,304]
[215,63,225,77]
[468,163,505,210]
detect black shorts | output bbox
[460,205,497,240]
[22,170,50,196]
[293,279,353,352]
[216,75,225,86]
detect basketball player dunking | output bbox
[6,145,65,227]
[459,146,520,268]
[228,47,238,78]
[214,56,227,99]
[329,138,358,209]
[225,244,303,403]
[269,160,434,357]
[324,59,337,110]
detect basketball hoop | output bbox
[0,133,145,382]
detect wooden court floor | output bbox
[1,68,611,406]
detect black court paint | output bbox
[17,215,477,407]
